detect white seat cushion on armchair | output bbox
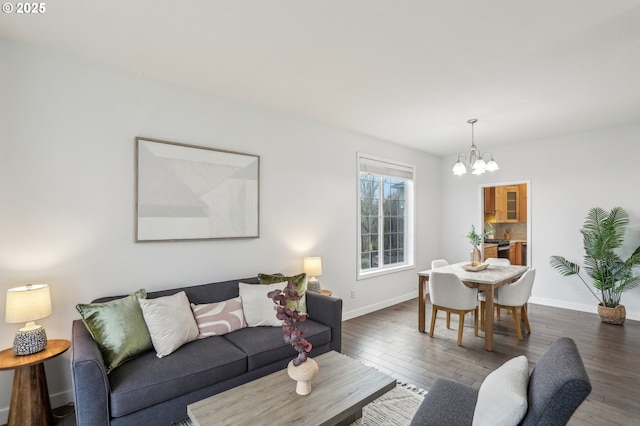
[472,355,529,426]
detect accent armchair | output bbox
[410,337,591,426]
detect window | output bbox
[358,154,415,278]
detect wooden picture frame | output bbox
[135,137,259,241]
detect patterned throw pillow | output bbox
[258,273,308,316]
[191,297,247,338]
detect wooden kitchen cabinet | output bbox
[509,242,523,265]
[519,184,527,222]
[484,244,498,260]
[495,185,520,222]
[484,187,496,212]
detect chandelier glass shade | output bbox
[452,119,499,176]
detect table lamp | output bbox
[304,257,323,293]
[5,284,52,355]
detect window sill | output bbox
[357,264,415,281]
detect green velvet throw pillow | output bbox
[258,273,308,316]
[76,289,153,373]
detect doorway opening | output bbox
[480,181,531,266]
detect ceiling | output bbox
[2,1,640,156]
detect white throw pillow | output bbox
[239,282,287,327]
[472,355,529,426]
[138,291,199,358]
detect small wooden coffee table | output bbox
[188,351,396,425]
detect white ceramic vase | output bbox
[287,357,319,395]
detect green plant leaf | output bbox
[549,256,579,276]
[551,206,640,308]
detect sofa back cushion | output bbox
[93,277,261,305]
[520,337,591,425]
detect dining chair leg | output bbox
[473,307,478,336]
[511,307,524,340]
[429,306,437,337]
[480,301,485,331]
[521,305,531,334]
[497,306,501,321]
[457,313,464,346]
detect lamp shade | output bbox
[452,161,467,175]
[5,284,52,324]
[485,159,499,171]
[303,257,323,277]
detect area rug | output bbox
[171,383,425,425]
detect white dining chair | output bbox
[428,271,479,346]
[480,268,536,340]
[478,258,511,320]
[431,259,449,269]
[485,257,511,267]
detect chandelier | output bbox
[452,119,499,175]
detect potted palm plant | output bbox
[550,206,640,324]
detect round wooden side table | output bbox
[320,289,333,296]
[0,339,71,426]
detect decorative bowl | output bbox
[462,263,489,272]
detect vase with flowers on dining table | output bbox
[467,224,493,266]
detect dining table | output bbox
[418,262,528,351]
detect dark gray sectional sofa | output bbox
[71,276,343,426]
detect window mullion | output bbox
[378,176,384,267]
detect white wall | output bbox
[5,35,638,421]
[0,38,441,420]
[439,123,640,320]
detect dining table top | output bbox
[418,262,529,285]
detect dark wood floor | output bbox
[342,297,640,426]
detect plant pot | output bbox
[597,304,626,325]
[287,357,319,395]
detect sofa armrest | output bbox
[305,291,342,352]
[410,378,478,426]
[71,319,111,426]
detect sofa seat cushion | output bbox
[223,319,331,371]
[108,335,247,417]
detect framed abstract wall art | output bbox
[135,137,260,241]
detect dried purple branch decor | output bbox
[267,282,312,366]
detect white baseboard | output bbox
[343,294,640,322]
[529,296,640,321]
[343,292,415,321]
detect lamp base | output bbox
[14,327,48,356]
[307,279,321,293]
